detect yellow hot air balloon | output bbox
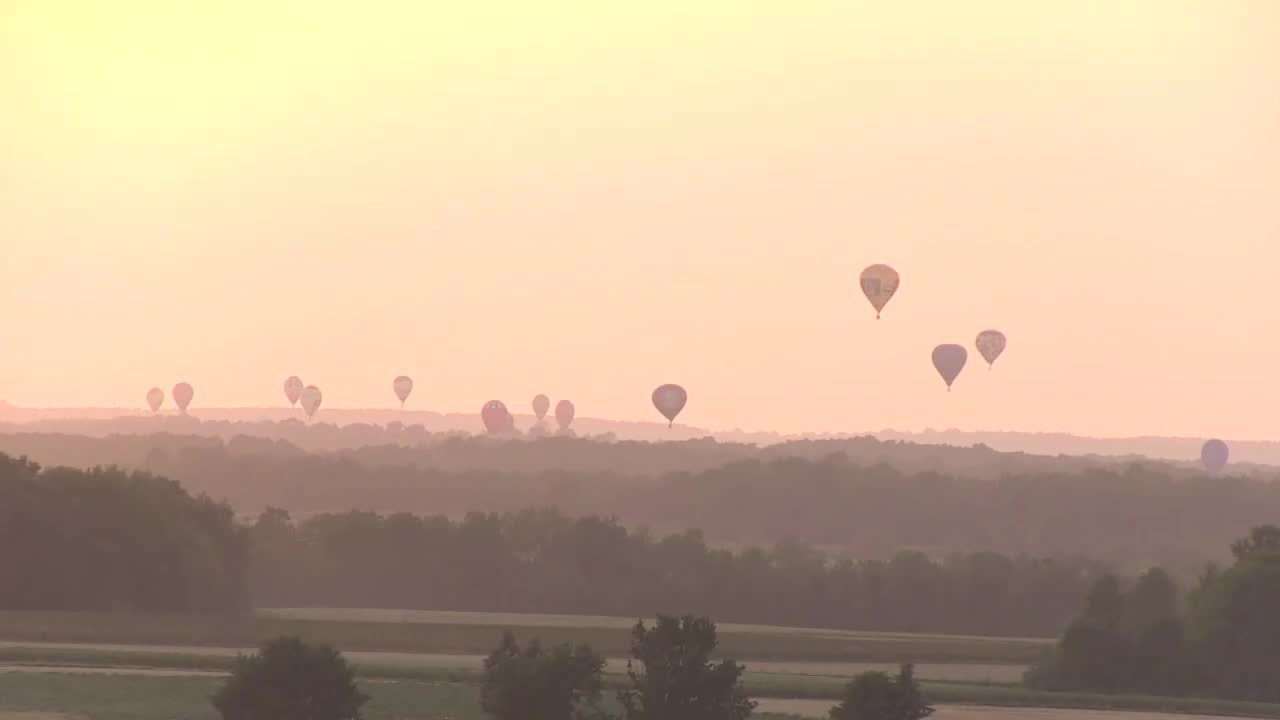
[300,385,323,420]
[859,264,900,319]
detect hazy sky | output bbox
[2,2,1278,438]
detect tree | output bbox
[618,615,755,720]
[211,636,368,720]
[1230,524,1280,561]
[829,664,934,720]
[481,631,607,720]
[1186,530,1280,700]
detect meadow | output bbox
[0,609,1050,663]
[2,609,1280,720]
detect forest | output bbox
[2,451,1103,635]
[1029,525,1280,701]
[2,432,1274,575]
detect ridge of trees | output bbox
[248,506,1104,636]
[0,453,248,612]
[4,450,1104,634]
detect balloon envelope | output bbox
[300,385,322,419]
[975,330,1007,368]
[284,376,304,407]
[533,394,551,421]
[393,376,414,407]
[481,400,512,434]
[555,399,575,430]
[1202,439,1229,473]
[146,388,164,413]
[859,264,900,319]
[172,383,194,413]
[931,345,968,390]
[652,384,688,427]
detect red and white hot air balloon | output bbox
[481,400,513,434]
[555,399,575,431]
[172,382,194,414]
[652,384,688,428]
[146,388,164,413]
[284,376,304,407]
[859,264,900,319]
[300,385,322,420]
[393,376,414,408]
[533,394,551,421]
[975,330,1007,370]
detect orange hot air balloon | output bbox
[172,383,194,414]
[555,399,575,431]
[284,376,304,406]
[975,330,1007,370]
[859,264,900,319]
[533,394,551,421]
[652,384,687,428]
[481,400,513,434]
[393,376,414,407]
[146,388,164,413]
[300,385,323,420]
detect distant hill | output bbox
[0,401,1275,465]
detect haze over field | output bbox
[6,3,1280,719]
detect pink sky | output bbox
[2,2,1278,438]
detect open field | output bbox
[3,672,1280,720]
[0,641,1028,685]
[6,610,1278,719]
[260,607,1052,644]
[0,610,1050,663]
[0,673,801,720]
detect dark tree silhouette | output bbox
[829,664,934,720]
[481,631,607,720]
[618,615,755,720]
[211,636,367,720]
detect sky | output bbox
[2,1,1278,439]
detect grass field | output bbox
[0,673,804,720]
[0,609,1049,663]
[3,672,1279,720]
[2,610,1277,719]
[0,642,1029,685]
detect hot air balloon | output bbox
[284,376,304,407]
[533,394,551,421]
[1202,439,1229,473]
[652,384,688,428]
[300,385,322,420]
[931,345,967,391]
[975,330,1007,370]
[393,376,414,407]
[481,400,513,434]
[859,264,900,319]
[146,388,164,413]
[172,382,194,414]
[555,399,575,431]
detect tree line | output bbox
[6,431,1271,574]
[113,443,1280,574]
[248,507,1103,636]
[1028,525,1280,701]
[0,453,248,612]
[3,451,1101,635]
